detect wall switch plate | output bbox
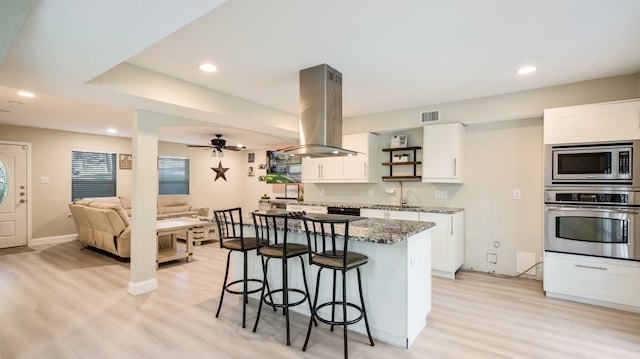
[441,190,448,199]
[368,190,374,197]
[434,190,441,199]
[513,189,521,200]
[320,189,325,197]
[40,177,49,184]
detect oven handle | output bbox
[545,206,639,215]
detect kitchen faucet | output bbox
[399,181,407,207]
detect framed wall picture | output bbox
[119,154,132,169]
[285,184,299,199]
[248,166,255,176]
[248,152,255,163]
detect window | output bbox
[158,156,189,195]
[71,151,117,200]
[0,160,7,205]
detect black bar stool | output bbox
[213,207,265,328]
[301,215,374,358]
[251,211,315,346]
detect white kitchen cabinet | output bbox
[301,157,343,182]
[544,252,640,312]
[342,133,377,182]
[286,204,328,214]
[301,132,375,183]
[544,99,640,144]
[419,211,464,279]
[361,208,465,279]
[422,123,466,183]
[360,208,420,221]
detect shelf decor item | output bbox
[393,153,410,162]
[390,134,408,148]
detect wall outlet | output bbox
[434,190,441,199]
[513,189,521,200]
[486,253,497,264]
[441,190,448,199]
[368,190,374,197]
[320,189,325,197]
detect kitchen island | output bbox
[235,215,435,348]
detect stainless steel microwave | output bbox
[545,140,640,187]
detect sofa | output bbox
[69,195,212,259]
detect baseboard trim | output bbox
[128,278,158,296]
[30,234,78,246]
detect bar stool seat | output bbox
[301,215,375,359]
[251,212,315,346]
[213,207,265,328]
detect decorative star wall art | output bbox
[211,161,229,181]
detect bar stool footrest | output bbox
[314,301,365,326]
[262,288,309,308]
[225,278,263,296]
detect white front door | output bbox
[0,143,29,248]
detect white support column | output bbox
[128,111,160,295]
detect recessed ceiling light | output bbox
[516,66,537,75]
[107,128,117,134]
[199,63,217,73]
[17,91,35,98]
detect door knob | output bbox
[20,199,26,203]
[20,192,25,196]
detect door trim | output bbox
[0,141,32,246]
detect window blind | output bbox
[71,151,117,200]
[159,156,189,195]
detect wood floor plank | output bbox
[1,240,639,358]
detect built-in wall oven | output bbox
[544,189,640,261]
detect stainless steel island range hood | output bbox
[280,64,357,158]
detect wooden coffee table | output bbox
[156,218,216,265]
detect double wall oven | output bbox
[544,140,640,261]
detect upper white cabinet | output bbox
[301,132,376,183]
[301,157,343,182]
[343,133,377,182]
[422,123,466,183]
[544,99,640,144]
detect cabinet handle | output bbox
[453,158,457,177]
[363,162,367,177]
[450,216,453,236]
[575,264,608,271]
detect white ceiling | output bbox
[1,0,640,149]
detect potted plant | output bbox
[393,153,410,162]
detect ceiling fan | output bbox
[187,134,246,157]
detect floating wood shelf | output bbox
[382,176,422,182]
[382,146,422,181]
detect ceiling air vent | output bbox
[420,110,440,124]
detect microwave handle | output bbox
[545,206,638,216]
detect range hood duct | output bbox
[280,64,357,158]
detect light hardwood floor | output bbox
[1,240,639,358]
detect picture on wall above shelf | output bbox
[382,146,421,181]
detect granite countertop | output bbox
[283,201,463,214]
[244,214,435,245]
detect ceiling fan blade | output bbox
[187,145,216,148]
[223,145,246,151]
